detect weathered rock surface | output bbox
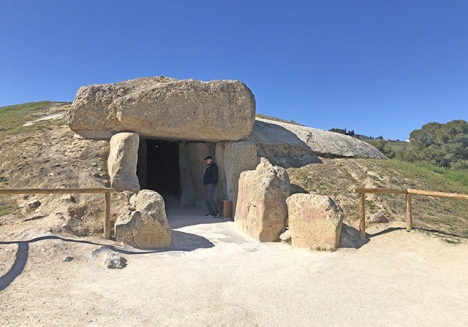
[108,132,140,193]
[181,142,215,208]
[235,158,288,242]
[286,193,344,250]
[369,211,389,223]
[103,252,127,269]
[248,118,386,167]
[223,141,259,212]
[69,76,256,142]
[115,190,171,249]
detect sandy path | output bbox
[1,208,468,327]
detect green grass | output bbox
[0,101,51,136]
[0,202,17,216]
[379,160,468,193]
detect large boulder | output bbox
[248,118,386,167]
[235,158,288,242]
[69,76,256,142]
[286,193,344,250]
[108,132,140,193]
[115,190,171,249]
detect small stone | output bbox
[63,256,74,262]
[369,211,389,224]
[61,195,76,203]
[279,229,291,243]
[28,200,41,209]
[103,252,127,269]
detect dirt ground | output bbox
[1,207,468,327]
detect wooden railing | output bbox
[354,188,468,239]
[0,188,114,238]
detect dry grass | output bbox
[288,158,468,238]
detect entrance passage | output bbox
[139,139,181,204]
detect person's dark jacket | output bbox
[204,162,218,185]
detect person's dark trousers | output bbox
[206,183,218,216]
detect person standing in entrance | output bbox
[203,155,219,218]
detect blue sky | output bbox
[0,1,466,140]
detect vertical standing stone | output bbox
[235,158,288,242]
[224,141,259,213]
[286,193,344,250]
[108,132,140,193]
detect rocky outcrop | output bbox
[286,193,344,250]
[108,132,140,193]
[115,190,171,249]
[69,76,256,142]
[235,158,288,242]
[248,118,386,167]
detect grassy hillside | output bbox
[0,101,70,136]
[0,101,51,135]
[288,159,468,240]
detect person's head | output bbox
[204,155,213,164]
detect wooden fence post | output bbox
[359,193,366,239]
[406,193,412,231]
[104,191,111,239]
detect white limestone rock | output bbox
[235,158,288,242]
[69,76,256,142]
[248,118,386,167]
[108,132,140,193]
[115,190,171,249]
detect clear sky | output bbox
[1,1,466,140]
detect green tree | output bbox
[366,139,395,158]
[409,120,468,168]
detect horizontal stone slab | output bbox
[69,76,256,142]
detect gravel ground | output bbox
[1,207,468,327]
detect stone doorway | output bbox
[137,139,181,205]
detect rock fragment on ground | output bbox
[103,252,127,269]
[369,211,389,223]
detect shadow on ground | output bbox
[0,228,214,292]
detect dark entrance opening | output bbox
[138,139,181,204]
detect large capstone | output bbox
[69,76,256,142]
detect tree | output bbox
[409,120,468,168]
[366,139,395,158]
